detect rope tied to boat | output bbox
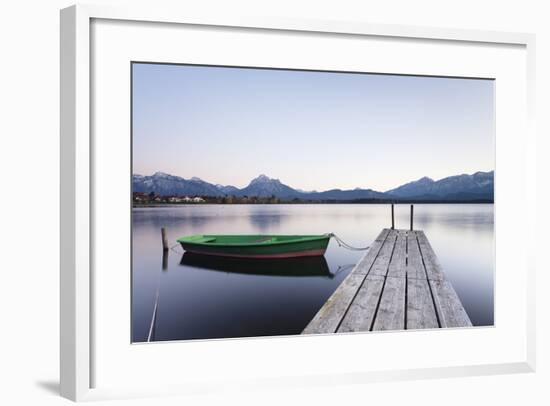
[170,243,184,253]
[329,233,370,251]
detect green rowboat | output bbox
[177,234,331,259]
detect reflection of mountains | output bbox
[132,210,288,231]
[412,212,494,231]
[248,214,284,231]
[180,253,333,278]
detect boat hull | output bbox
[177,235,330,259]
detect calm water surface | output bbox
[132,204,494,342]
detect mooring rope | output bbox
[329,233,370,251]
[333,264,356,275]
[170,243,183,254]
[147,287,160,342]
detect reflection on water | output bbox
[132,204,494,342]
[180,253,333,278]
[248,213,286,231]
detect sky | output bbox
[132,63,494,192]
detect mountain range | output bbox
[133,170,494,202]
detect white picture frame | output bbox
[60,4,536,402]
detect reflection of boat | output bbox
[180,253,333,278]
[177,234,331,259]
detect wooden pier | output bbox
[303,228,471,334]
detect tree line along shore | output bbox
[132,192,493,206]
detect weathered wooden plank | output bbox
[372,276,406,331]
[375,228,391,242]
[369,229,397,277]
[387,230,407,278]
[303,229,390,334]
[416,230,444,281]
[302,273,366,334]
[302,228,472,335]
[337,275,385,332]
[354,228,390,275]
[429,279,472,328]
[406,231,425,280]
[406,277,439,329]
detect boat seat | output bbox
[190,236,217,244]
[255,237,275,243]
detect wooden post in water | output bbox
[410,204,414,231]
[391,203,395,230]
[162,250,168,270]
[161,227,169,251]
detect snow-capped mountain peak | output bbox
[133,170,494,201]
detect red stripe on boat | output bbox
[182,249,327,259]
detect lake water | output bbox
[132,204,494,342]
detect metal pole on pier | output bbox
[391,203,395,230]
[410,204,414,231]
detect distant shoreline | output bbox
[133,200,494,208]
